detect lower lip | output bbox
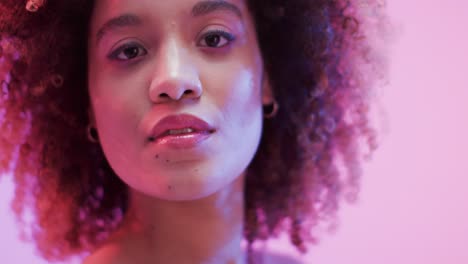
[152,132,212,149]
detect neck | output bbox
[112,174,246,264]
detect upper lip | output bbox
[149,114,215,141]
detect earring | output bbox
[50,74,64,88]
[87,124,99,143]
[26,0,46,12]
[263,101,279,119]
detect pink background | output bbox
[1,0,467,263]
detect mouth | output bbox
[148,127,215,142]
[148,114,216,148]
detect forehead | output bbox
[91,0,247,21]
[89,0,250,46]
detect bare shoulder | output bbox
[252,248,305,264]
[83,247,303,264]
[81,243,129,264]
[266,252,304,264]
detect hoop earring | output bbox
[263,101,279,119]
[87,124,99,143]
[50,74,64,88]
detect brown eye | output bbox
[198,30,236,48]
[122,47,139,59]
[205,35,222,47]
[109,43,148,61]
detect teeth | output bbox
[168,128,194,135]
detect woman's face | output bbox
[87,0,272,200]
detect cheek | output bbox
[94,98,128,132]
[210,66,262,123]
[89,78,144,158]
[90,92,147,183]
[93,99,132,157]
[89,68,146,132]
[229,70,262,132]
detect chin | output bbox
[159,186,223,201]
[130,164,243,202]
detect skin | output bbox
[85,0,276,263]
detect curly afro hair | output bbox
[0,0,389,263]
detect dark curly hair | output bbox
[0,0,389,263]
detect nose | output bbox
[148,38,202,103]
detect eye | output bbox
[108,42,148,61]
[198,29,236,48]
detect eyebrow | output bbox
[96,14,142,44]
[191,0,242,19]
[95,0,243,45]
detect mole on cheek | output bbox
[155,154,159,159]
[168,185,173,190]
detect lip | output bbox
[148,114,216,146]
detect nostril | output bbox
[184,90,193,95]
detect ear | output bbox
[261,70,275,105]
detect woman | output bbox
[0,0,387,263]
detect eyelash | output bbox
[199,29,236,48]
[108,42,147,61]
[108,30,236,62]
